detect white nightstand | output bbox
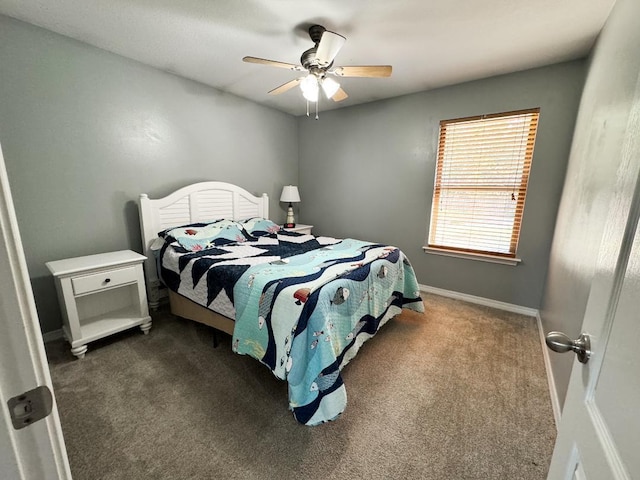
[46,250,152,359]
[282,224,313,235]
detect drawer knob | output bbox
[104,278,111,283]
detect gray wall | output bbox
[298,61,585,308]
[540,0,640,409]
[0,16,298,333]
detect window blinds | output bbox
[428,108,540,258]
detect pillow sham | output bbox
[161,220,248,252]
[239,217,281,237]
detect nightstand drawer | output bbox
[72,266,137,296]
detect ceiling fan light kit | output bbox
[243,24,392,118]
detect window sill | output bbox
[422,247,521,266]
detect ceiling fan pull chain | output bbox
[315,100,319,120]
[306,100,310,117]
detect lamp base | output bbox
[285,204,296,227]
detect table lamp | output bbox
[280,185,301,228]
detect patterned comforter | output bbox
[159,231,424,425]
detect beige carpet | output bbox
[45,293,556,479]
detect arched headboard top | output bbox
[138,181,269,306]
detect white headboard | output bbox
[138,181,269,307]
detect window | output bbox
[426,108,540,262]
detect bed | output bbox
[138,181,424,425]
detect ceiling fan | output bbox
[243,25,392,116]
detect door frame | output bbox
[0,143,71,479]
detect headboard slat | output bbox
[197,190,234,221]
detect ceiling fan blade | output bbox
[333,65,392,78]
[315,31,346,67]
[331,87,348,102]
[268,78,302,95]
[243,56,300,71]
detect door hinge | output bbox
[7,385,53,430]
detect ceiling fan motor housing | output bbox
[301,48,332,73]
[300,47,317,69]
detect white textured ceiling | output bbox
[0,0,616,116]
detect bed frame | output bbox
[138,182,269,335]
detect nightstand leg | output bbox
[140,319,152,335]
[71,344,88,359]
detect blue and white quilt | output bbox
[159,231,424,425]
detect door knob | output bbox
[545,331,591,364]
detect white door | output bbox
[0,144,71,479]
[547,76,640,479]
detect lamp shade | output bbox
[321,77,340,99]
[300,75,319,102]
[280,185,301,203]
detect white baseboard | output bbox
[419,284,538,316]
[536,311,562,430]
[419,284,561,428]
[42,329,64,343]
